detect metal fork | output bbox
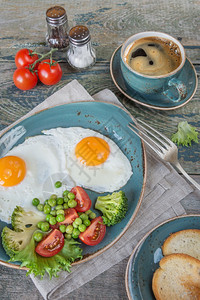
[128,119,200,190]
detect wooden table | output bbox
[0,1,199,299]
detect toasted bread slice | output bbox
[162,229,200,260]
[152,253,200,300]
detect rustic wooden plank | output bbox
[0,1,200,299]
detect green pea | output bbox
[72,228,80,236]
[45,214,51,222]
[32,198,40,206]
[49,216,57,225]
[33,232,43,242]
[50,210,57,216]
[83,219,91,227]
[44,204,51,214]
[64,196,69,203]
[56,209,65,215]
[59,225,66,233]
[89,212,96,219]
[85,209,92,215]
[55,181,62,188]
[50,194,57,200]
[48,198,57,207]
[73,222,78,228]
[72,233,79,239]
[57,197,64,205]
[63,190,69,197]
[37,203,44,211]
[56,214,65,222]
[65,233,72,240]
[80,213,88,221]
[68,199,77,208]
[78,224,86,232]
[68,192,75,200]
[44,199,49,205]
[37,221,43,229]
[74,217,82,226]
[63,203,69,209]
[41,222,50,232]
[56,204,63,210]
[66,225,73,234]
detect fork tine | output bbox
[135,122,169,150]
[137,119,173,146]
[129,122,166,152]
[128,124,164,157]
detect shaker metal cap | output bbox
[69,25,91,45]
[46,6,67,25]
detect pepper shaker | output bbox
[66,25,96,69]
[46,6,69,49]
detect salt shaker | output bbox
[46,6,69,49]
[66,25,96,69]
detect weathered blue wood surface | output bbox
[0,0,200,299]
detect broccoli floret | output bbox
[95,191,128,226]
[2,206,44,257]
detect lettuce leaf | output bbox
[8,236,83,279]
[171,121,199,146]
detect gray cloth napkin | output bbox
[1,80,193,299]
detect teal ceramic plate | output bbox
[125,214,200,300]
[110,45,198,110]
[0,101,146,269]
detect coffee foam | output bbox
[124,37,182,76]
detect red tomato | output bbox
[60,208,79,225]
[50,208,79,230]
[37,59,62,85]
[35,229,64,257]
[79,216,106,246]
[13,68,38,90]
[71,186,92,212]
[15,49,39,69]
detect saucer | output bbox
[110,45,198,110]
[125,214,200,300]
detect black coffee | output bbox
[124,37,182,76]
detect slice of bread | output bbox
[152,253,200,300]
[162,229,200,260]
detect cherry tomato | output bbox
[60,208,79,225]
[35,229,64,257]
[37,59,62,85]
[71,186,92,212]
[13,68,38,90]
[79,216,106,246]
[15,49,39,69]
[50,208,79,230]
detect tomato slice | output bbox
[79,216,106,246]
[60,208,79,225]
[35,229,64,257]
[71,186,92,212]
[50,208,79,229]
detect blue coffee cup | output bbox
[120,32,187,102]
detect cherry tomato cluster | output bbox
[13,48,62,90]
[32,183,106,257]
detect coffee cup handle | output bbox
[163,78,187,102]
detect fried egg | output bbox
[0,127,132,223]
[0,135,73,223]
[43,127,133,193]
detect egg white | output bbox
[43,127,133,193]
[0,127,133,223]
[0,135,73,223]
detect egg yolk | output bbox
[75,137,110,166]
[0,156,26,187]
